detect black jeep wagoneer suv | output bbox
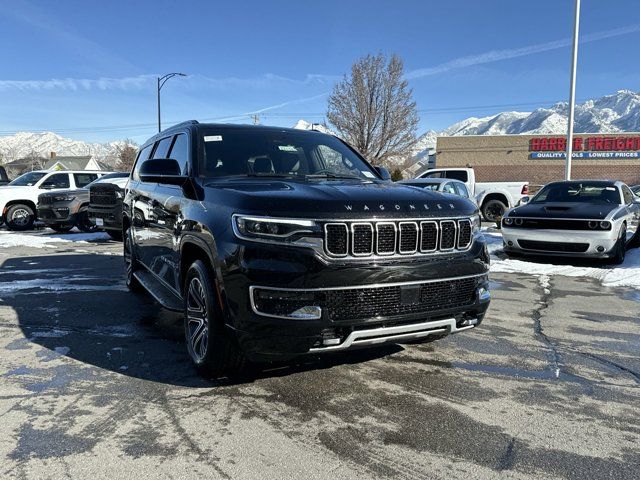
[124,121,490,377]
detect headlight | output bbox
[52,195,75,202]
[471,213,481,233]
[233,215,321,244]
[599,221,611,230]
[503,217,513,226]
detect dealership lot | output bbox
[0,229,638,479]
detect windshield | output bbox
[8,171,47,186]
[85,172,129,188]
[200,130,378,180]
[531,182,621,205]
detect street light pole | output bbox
[157,72,187,132]
[565,0,580,180]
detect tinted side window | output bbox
[41,173,70,189]
[74,173,98,187]
[153,137,173,159]
[169,134,189,175]
[455,183,469,198]
[132,144,153,181]
[445,170,469,182]
[622,186,633,204]
[442,182,456,194]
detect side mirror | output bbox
[518,196,530,205]
[374,166,391,181]
[139,159,187,185]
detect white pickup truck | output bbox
[418,167,529,221]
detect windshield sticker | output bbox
[278,145,297,152]
[204,135,223,142]
[362,171,375,178]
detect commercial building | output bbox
[435,133,640,187]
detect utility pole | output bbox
[157,72,187,132]
[564,0,580,180]
[252,114,260,125]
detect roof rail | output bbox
[165,120,199,130]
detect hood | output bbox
[204,178,478,218]
[38,188,88,198]
[509,202,619,220]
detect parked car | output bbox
[398,178,476,203]
[501,180,640,264]
[0,170,112,231]
[418,167,529,222]
[87,174,134,241]
[37,172,129,234]
[0,166,9,186]
[123,121,491,378]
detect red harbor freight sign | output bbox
[529,136,640,159]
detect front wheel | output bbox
[184,260,245,378]
[124,227,143,292]
[5,204,35,231]
[481,199,508,223]
[76,210,99,233]
[609,225,627,265]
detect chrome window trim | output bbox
[398,221,419,254]
[419,220,439,253]
[324,222,349,257]
[457,219,472,249]
[439,220,457,251]
[375,221,397,256]
[351,222,374,256]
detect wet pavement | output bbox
[0,231,638,479]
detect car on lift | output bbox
[501,180,640,264]
[0,170,111,231]
[37,172,129,234]
[122,121,491,378]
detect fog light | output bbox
[507,240,514,246]
[596,245,605,253]
[477,287,491,302]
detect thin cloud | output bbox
[405,24,640,80]
[211,92,329,122]
[0,73,338,92]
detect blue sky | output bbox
[1,0,639,143]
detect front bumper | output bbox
[501,227,618,257]
[220,237,491,360]
[88,204,123,231]
[37,205,77,226]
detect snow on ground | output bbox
[484,227,640,290]
[0,229,109,248]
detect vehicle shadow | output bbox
[1,253,402,388]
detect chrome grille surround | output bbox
[323,217,474,259]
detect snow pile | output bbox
[0,230,109,249]
[484,228,640,290]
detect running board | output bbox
[309,317,475,352]
[133,270,183,312]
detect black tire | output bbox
[123,227,143,292]
[481,199,508,223]
[50,225,74,233]
[609,225,627,265]
[107,230,123,241]
[76,210,99,233]
[184,259,245,378]
[628,225,640,248]
[5,203,35,231]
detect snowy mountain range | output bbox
[0,131,125,163]
[2,90,640,166]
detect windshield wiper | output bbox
[245,173,298,178]
[305,173,365,180]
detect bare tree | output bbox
[327,53,419,167]
[114,139,138,172]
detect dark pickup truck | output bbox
[123,121,491,378]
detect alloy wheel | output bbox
[186,277,209,362]
[11,208,30,227]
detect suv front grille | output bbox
[324,218,474,258]
[39,196,54,205]
[90,191,117,205]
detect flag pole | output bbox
[565,0,581,180]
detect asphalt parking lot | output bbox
[0,229,638,479]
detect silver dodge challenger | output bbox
[501,180,640,264]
